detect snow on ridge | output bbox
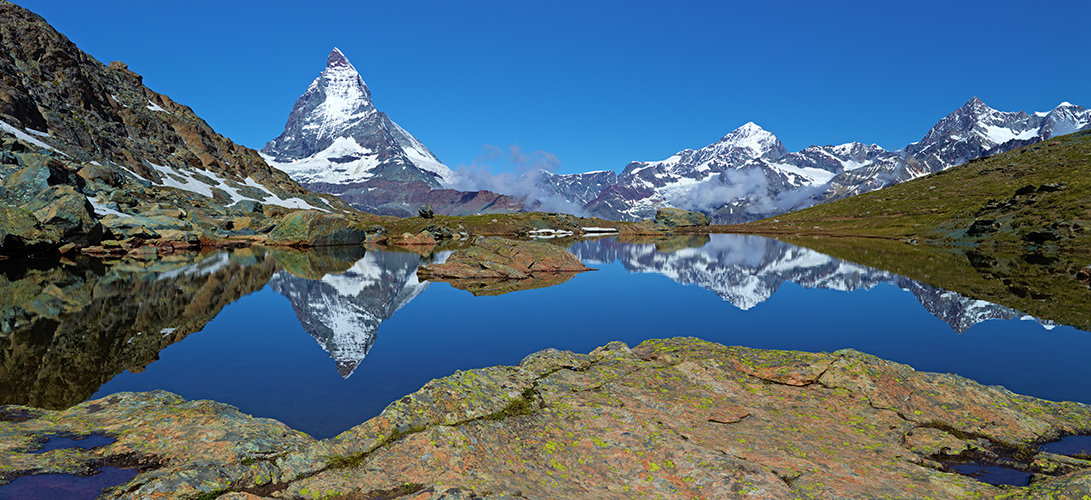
[143,160,328,211]
[146,101,169,113]
[0,119,65,155]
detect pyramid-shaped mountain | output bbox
[262,49,520,217]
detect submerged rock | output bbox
[3,338,1091,498]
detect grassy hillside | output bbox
[726,130,1091,252]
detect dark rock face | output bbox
[0,2,347,256]
[5,338,1091,498]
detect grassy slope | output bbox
[725,130,1091,251]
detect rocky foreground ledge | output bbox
[2,338,1091,499]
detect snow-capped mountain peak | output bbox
[327,47,353,69]
[713,122,785,159]
[262,48,454,212]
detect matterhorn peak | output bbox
[327,47,352,68]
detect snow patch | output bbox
[0,119,65,155]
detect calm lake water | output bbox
[2,234,1088,439]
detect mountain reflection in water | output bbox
[0,235,1084,438]
[567,235,1052,334]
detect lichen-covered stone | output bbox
[417,237,590,295]
[4,338,1091,499]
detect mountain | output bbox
[539,99,1090,224]
[268,250,436,378]
[261,49,521,217]
[0,2,345,255]
[567,234,1049,333]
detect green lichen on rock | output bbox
[5,338,1091,499]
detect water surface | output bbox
[1,235,1087,439]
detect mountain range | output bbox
[259,50,1089,223]
[546,98,1090,223]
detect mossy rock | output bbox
[268,210,368,247]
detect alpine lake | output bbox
[2,233,1091,494]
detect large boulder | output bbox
[654,207,711,227]
[25,185,102,246]
[0,205,51,252]
[267,210,367,247]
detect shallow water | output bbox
[0,467,137,500]
[1,234,1088,439]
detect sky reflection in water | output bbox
[91,235,1088,439]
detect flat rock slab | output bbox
[417,237,591,295]
[3,339,1091,499]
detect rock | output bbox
[418,205,435,219]
[967,218,1000,236]
[76,162,121,187]
[5,339,1091,498]
[286,338,1091,498]
[0,205,51,252]
[1023,228,1060,243]
[26,185,103,246]
[101,215,198,243]
[229,199,264,215]
[418,237,590,281]
[1077,267,1091,285]
[653,207,710,227]
[420,224,453,240]
[0,162,83,206]
[267,210,367,247]
[0,391,314,497]
[393,231,437,247]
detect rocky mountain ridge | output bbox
[0,2,351,258]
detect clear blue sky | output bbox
[16,0,1091,174]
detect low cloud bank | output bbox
[671,167,823,219]
[448,145,588,215]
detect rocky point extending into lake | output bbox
[2,338,1091,498]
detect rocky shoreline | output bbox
[2,337,1090,499]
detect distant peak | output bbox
[737,122,764,133]
[960,96,991,113]
[1057,101,1074,108]
[327,47,352,68]
[719,122,773,143]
